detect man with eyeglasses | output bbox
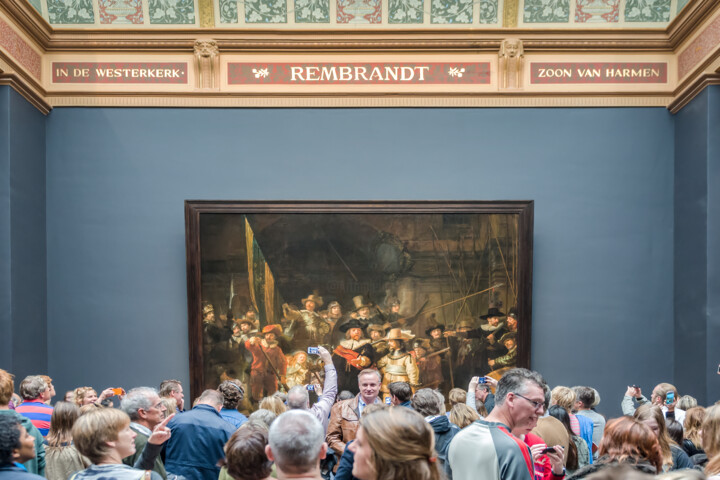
[121,387,172,479]
[448,368,564,480]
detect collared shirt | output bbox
[130,422,152,436]
[358,396,380,417]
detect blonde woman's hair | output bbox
[359,406,443,480]
[683,406,706,448]
[259,395,287,416]
[73,387,97,407]
[448,403,481,429]
[72,408,130,464]
[551,386,576,412]
[448,388,466,407]
[702,405,720,476]
[160,397,177,417]
[634,404,673,469]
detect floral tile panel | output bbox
[48,0,95,23]
[478,0,498,23]
[245,0,287,22]
[295,0,330,23]
[431,0,472,23]
[99,0,144,23]
[337,0,381,23]
[388,0,422,23]
[575,0,619,22]
[523,0,570,22]
[624,0,670,22]
[218,0,238,22]
[27,0,42,13]
[149,0,196,23]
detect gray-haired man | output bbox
[286,346,337,433]
[448,368,564,480]
[121,387,173,479]
[266,410,327,480]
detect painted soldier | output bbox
[367,324,388,358]
[448,318,486,384]
[413,339,443,390]
[351,295,382,331]
[489,332,517,371]
[322,301,344,331]
[282,293,330,349]
[245,324,287,402]
[376,328,420,401]
[479,308,509,362]
[506,307,519,335]
[425,322,447,353]
[332,319,375,394]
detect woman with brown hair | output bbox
[71,408,167,480]
[702,404,720,479]
[220,424,273,480]
[45,402,90,480]
[447,403,480,429]
[566,416,662,479]
[683,406,706,457]
[348,406,443,480]
[634,404,694,471]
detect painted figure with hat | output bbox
[425,318,447,353]
[245,324,288,402]
[413,338,443,390]
[488,332,517,370]
[444,306,509,374]
[321,300,344,332]
[332,319,376,394]
[375,328,420,401]
[282,292,331,349]
[350,295,382,329]
[366,324,388,358]
[506,306,519,335]
[448,316,487,383]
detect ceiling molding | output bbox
[0,72,50,113]
[45,90,674,108]
[667,0,720,49]
[670,72,720,114]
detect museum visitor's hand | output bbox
[148,414,174,445]
[317,346,332,365]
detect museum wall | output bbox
[674,85,720,405]
[0,87,48,378]
[43,105,675,416]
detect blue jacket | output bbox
[576,414,594,465]
[0,465,45,480]
[165,404,236,480]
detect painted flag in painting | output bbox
[244,216,283,326]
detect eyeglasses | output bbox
[513,393,545,411]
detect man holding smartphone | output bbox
[621,382,685,423]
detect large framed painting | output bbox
[185,201,533,402]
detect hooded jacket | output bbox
[429,415,460,478]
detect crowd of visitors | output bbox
[1,365,720,480]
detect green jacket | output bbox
[122,424,167,479]
[0,409,46,476]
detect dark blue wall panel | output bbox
[674,89,709,404]
[0,86,47,378]
[46,107,674,416]
[0,88,11,370]
[707,87,720,404]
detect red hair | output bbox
[598,417,662,473]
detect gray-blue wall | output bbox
[0,87,47,378]
[43,105,675,416]
[674,86,720,405]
